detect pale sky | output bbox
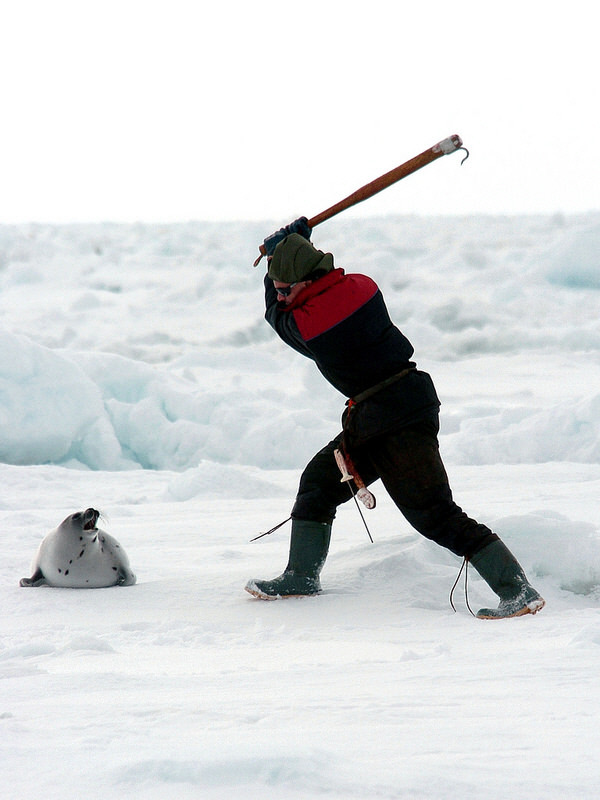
[1,0,597,224]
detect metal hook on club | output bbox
[458,147,470,165]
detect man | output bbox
[245,219,545,619]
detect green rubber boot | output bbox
[470,540,545,619]
[245,519,331,600]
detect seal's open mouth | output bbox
[83,508,100,531]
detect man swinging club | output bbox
[245,146,545,619]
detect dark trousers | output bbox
[291,417,497,559]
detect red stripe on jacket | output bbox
[289,269,378,341]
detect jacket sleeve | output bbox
[264,274,314,359]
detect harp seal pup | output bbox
[20,508,136,588]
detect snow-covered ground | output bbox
[1,213,600,798]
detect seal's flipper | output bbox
[20,567,46,587]
[116,567,137,586]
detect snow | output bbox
[1,213,600,799]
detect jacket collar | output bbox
[284,268,346,310]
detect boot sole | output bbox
[477,597,546,620]
[244,582,321,601]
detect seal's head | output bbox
[68,508,100,533]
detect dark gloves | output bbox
[263,217,312,257]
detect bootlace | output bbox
[449,557,476,617]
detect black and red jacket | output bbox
[264,268,440,442]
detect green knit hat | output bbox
[268,233,334,283]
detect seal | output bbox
[20,508,136,588]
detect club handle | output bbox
[307,134,464,228]
[254,135,466,265]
